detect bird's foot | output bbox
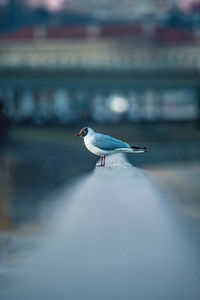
[96,156,105,167]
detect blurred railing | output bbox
[3,154,200,300]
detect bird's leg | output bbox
[102,155,105,166]
[96,156,103,167]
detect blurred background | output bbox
[0,0,200,275]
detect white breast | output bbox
[84,135,107,156]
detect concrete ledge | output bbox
[3,154,200,300]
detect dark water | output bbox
[0,133,95,227]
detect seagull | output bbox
[75,127,147,167]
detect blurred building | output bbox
[0,0,200,124]
[0,37,199,124]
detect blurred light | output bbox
[109,95,129,114]
[0,0,8,6]
[179,0,200,11]
[29,0,65,11]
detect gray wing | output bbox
[92,133,130,151]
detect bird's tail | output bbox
[131,145,147,153]
[119,146,147,154]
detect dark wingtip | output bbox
[131,145,147,151]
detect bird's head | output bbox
[75,127,89,137]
